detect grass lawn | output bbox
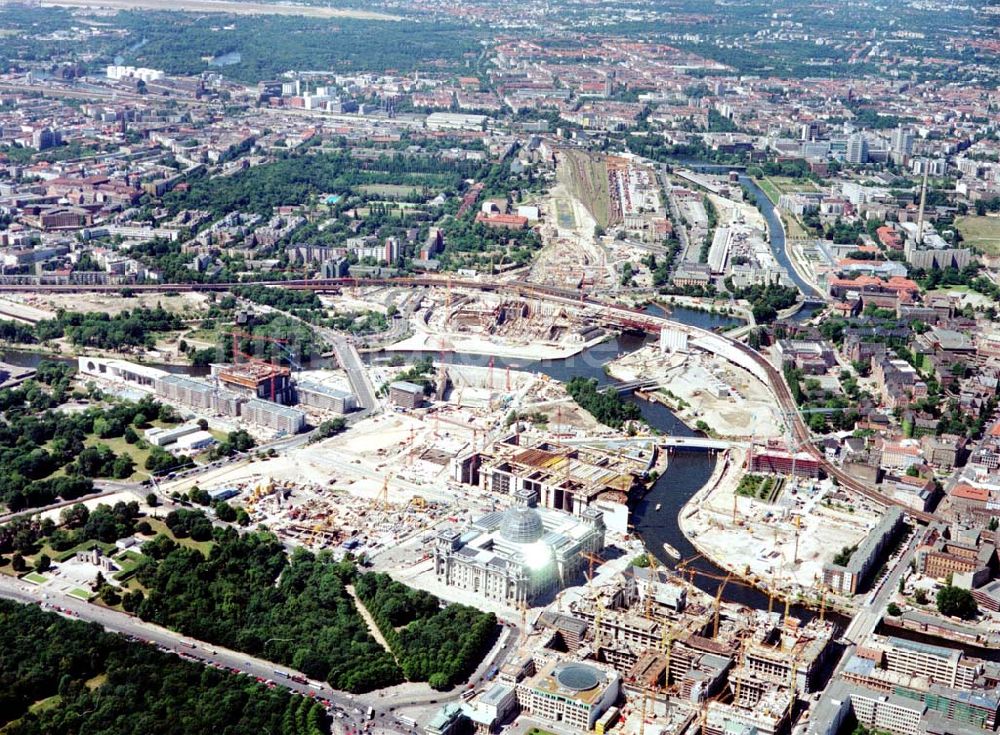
[143,517,214,556]
[32,539,117,565]
[83,434,152,481]
[781,213,811,239]
[771,175,820,192]
[757,176,821,207]
[956,215,1000,255]
[68,587,92,600]
[356,183,437,198]
[112,549,146,580]
[554,198,576,229]
[183,326,223,347]
[755,177,781,204]
[560,149,610,227]
[28,694,62,714]
[926,284,972,294]
[24,572,48,584]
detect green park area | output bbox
[956,215,1000,255]
[0,598,329,735]
[736,474,784,503]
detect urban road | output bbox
[0,276,937,732]
[0,275,938,524]
[0,572,521,735]
[806,530,923,728]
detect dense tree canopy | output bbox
[355,572,498,690]
[0,393,179,511]
[135,529,403,692]
[566,377,642,429]
[0,599,329,735]
[936,585,978,619]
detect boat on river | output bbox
[655,503,662,511]
[662,542,681,559]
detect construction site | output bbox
[530,179,614,293]
[677,439,888,610]
[445,547,840,735]
[385,287,608,360]
[156,357,660,569]
[606,337,785,440]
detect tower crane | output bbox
[713,573,732,639]
[581,551,605,649]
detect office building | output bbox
[241,398,306,435]
[892,127,915,157]
[847,133,869,164]
[155,373,241,417]
[295,381,357,414]
[390,381,426,409]
[213,362,293,405]
[823,507,905,595]
[859,635,978,690]
[516,660,619,732]
[143,422,202,447]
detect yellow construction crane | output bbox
[581,551,605,585]
[661,620,682,696]
[643,553,658,622]
[580,550,605,650]
[593,593,605,652]
[788,658,800,701]
[375,474,393,510]
[769,559,784,617]
[713,573,732,639]
[733,635,748,707]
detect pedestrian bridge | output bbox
[560,436,739,452]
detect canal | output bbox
[665,158,821,300]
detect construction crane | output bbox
[676,555,759,596]
[637,683,650,735]
[375,474,393,510]
[581,550,605,650]
[227,329,294,402]
[733,635,749,708]
[793,516,802,564]
[787,659,800,710]
[228,329,291,365]
[581,551,605,584]
[642,553,659,622]
[713,573,732,639]
[593,592,605,652]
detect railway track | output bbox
[0,276,936,523]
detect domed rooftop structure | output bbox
[499,506,545,545]
[556,663,602,692]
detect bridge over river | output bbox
[560,436,738,452]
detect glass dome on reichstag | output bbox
[499,506,545,545]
